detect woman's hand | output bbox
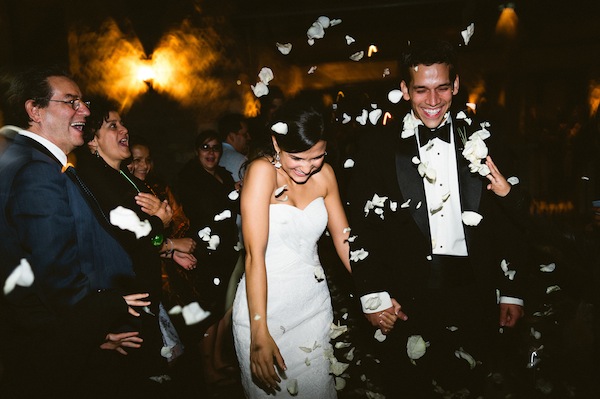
[364,298,406,334]
[250,329,286,393]
[173,252,197,270]
[136,194,173,226]
[100,331,143,355]
[172,237,196,254]
[123,293,150,317]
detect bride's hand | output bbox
[250,329,286,392]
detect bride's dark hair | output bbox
[248,99,327,165]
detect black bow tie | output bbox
[417,123,451,146]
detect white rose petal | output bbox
[356,109,368,125]
[308,66,317,74]
[4,258,34,295]
[546,285,561,294]
[350,248,369,262]
[446,326,458,332]
[330,360,350,376]
[540,263,556,273]
[406,335,429,360]
[274,184,288,198]
[531,327,542,340]
[251,82,269,97]
[343,159,355,168]
[253,314,261,320]
[341,113,351,124]
[330,18,342,26]
[345,35,355,45]
[383,68,390,77]
[416,201,422,209]
[454,347,477,369]
[286,379,298,396]
[347,235,357,243]
[335,342,351,349]
[330,322,348,339]
[507,176,520,185]
[401,199,411,208]
[307,38,315,46]
[369,109,382,125]
[335,377,346,390]
[371,194,388,207]
[388,89,403,104]
[317,16,331,28]
[214,209,232,221]
[271,122,288,135]
[213,278,220,286]
[307,22,325,40]
[258,67,274,84]
[182,302,211,325]
[228,190,239,200]
[168,305,182,315]
[198,226,211,241]
[161,345,174,359]
[276,42,292,55]
[364,296,382,310]
[456,110,472,125]
[374,329,387,342]
[207,235,220,250]
[109,206,152,238]
[461,23,475,45]
[350,51,364,61]
[462,211,483,226]
[314,266,325,282]
[390,201,397,211]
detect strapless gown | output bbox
[232,197,336,398]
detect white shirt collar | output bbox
[18,130,68,166]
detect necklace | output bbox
[119,169,141,193]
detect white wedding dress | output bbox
[232,197,336,398]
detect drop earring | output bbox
[273,152,282,169]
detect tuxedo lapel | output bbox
[453,117,482,213]
[395,136,430,238]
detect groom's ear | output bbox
[400,81,410,101]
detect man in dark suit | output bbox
[0,66,148,398]
[347,41,527,398]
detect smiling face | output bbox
[197,138,222,174]
[400,63,459,129]
[91,111,130,170]
[26,76,90,154]
[273,138,327,184]
[128,144,153,181]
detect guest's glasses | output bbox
[200,144,222,152]
[38,98,91,111]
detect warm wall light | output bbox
[589,80,600,117]
[496,4,518,39]
[136,59,155,83]
[368,45,378,57]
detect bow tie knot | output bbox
[417,124,451,146]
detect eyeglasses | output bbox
[46,98,91,111]
[200,144,222,152]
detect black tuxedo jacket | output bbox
[347,113,527,306]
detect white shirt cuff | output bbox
[360,292,393,313]
[499,296,524,307]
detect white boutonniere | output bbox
[401,112,421,139]
[460,121,492,176]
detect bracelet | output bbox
[165,238,175,255]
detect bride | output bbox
[232,100,351,398]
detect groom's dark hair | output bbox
[400,40,457,86]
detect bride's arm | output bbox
[322,164,352,273]
[242,159,287,391]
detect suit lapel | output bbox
[453,117,482,213]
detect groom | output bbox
[347,40,527,397]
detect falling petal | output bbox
[198,226,211,241]
[286,379,298,396]
[258,67,274,84]
[350,51,364,61]
[540,263,556,272]
[350,248,369,262]
[401,199,411,208]
[4,258,34,295]
[330,360,350,376]
[342,312,348,320]
[356,109,368,125]
[307,22,325,40]
[347,235,357,243]
[406,335,429,360]
[161,345,174,359]
[390,201,397,211]
[308,66,317,74]
[581,176,590,181]
[388,89,403,104]
[276,42,292,55]
[335,377,346,390]
[454,347,477,369]
[251,81,269,97]
[507,176,520,185]
[345,347,355,361]
[213,277,220,285]
[446,326,458,332]
[343,227,351,233]
[271,122,288,135]
[456,110,472,125]
[335,342,351,349]
[214,209,232,221]
[369,109,382,125]
[228,190,240,200]
[307,38,315,46]
[426,255,432,260]
[461,23,475,45]
[367,45,378,57]
[546,285,561,294]
[330,18,342,26]
[531,327,542,339]
[168,305,182,315]
[317,15,331,28]
[416,201,422,209]
[253,314,261,321]
[383,68,390,77]
[371,194,388,207]
[182,302,211,325]
[462,211,483,226]
[314,266,325,282]
[341,113,351,124]
[330,322,348,339]
[110,206,152,238]
[345,35,355,45]
[274,184,288,198]
[364,296,382,310]
[207,235,220,250]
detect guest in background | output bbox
[175,129,240,388]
